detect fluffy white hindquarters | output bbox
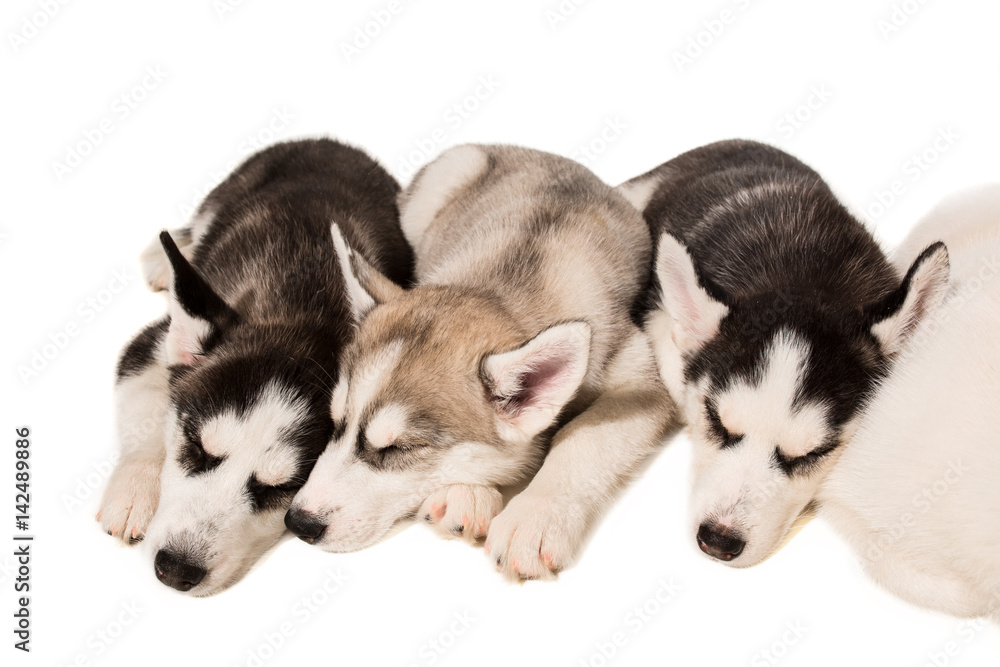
[820,186,1000,620]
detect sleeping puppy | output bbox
[618,139,950,567]
[286,144,675,580]
[819,184,1000,621]
[98,139,414,595]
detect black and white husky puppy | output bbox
[97,139,414,595]
[618,140,950,567]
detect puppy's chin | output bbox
[314,522,390,554]
[187,561,254,598]
[744,502,819,568]
[316,513,413,553]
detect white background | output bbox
[3,1,999,665]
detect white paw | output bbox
[143,261,170,292]
[485,492,589,580]
[418,485,503,542]
[97,459,161,544]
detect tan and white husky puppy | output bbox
[286,144,675,579]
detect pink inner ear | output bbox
[666,265,703,329]
[498,348,577,417]
[177,350,203,366]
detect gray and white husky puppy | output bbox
[618,140,950,567]
[98,139,414,595]
[286,144,674,580]
[819,184,1000,621]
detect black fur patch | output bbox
[161,231,240,333]
[117,318,168,381]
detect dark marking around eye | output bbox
[773,440,840,477]
[354,427,432,471]
[247,474,299,513]
[331,418,346,442]
[178,428,225,475]
[706,400,743,449]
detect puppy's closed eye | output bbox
[773,441,839,476]
[179,432,225,475]
[247,474,299,513]
[705,401,743,448]
[381,437,430,452]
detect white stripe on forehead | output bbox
[715,329,831,457]
[330,376,348,422]
[348,339,405,416]
[198,382,308,485]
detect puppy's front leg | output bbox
[486,329,677,580]
[98,319,170,544]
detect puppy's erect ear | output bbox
[160,231,238,366]
[868,242,950,355]
[331,223,405,322]
[481,322,591,439]
[655,233,729,354]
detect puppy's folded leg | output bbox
[485,329,676,580]
[98,319,170,544]
[419,485,504,542]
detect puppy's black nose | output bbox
[154,549,207,592]
[285,508,327,544]
[697,522,746,562]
